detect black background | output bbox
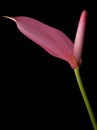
[0,0,97,129]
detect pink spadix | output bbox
[4,10,87,68]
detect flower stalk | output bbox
[74,68,97,130]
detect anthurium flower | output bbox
[4,12,97,129]
[4,10,87,68]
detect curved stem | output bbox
[74,68,97,130]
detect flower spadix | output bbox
[3,10,87,68]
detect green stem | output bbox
[74,68,97,130]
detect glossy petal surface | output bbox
[4,10,87,68]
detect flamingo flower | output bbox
[4,10,87,69]
[4,10,97,129]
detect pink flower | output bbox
[4,10,87,68]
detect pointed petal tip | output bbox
[81,10,88,20]
[3,16,16,22]
[82,10,87,15]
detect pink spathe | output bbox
[4,10,87,69]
